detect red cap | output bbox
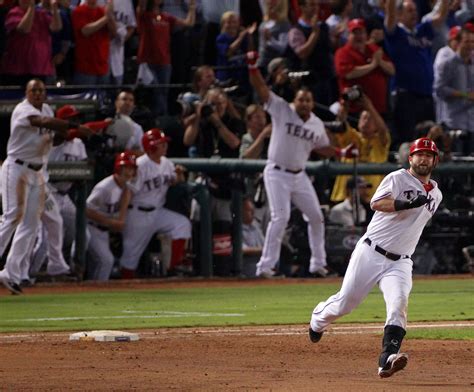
[464,22,474,33]
[409,137,439,167]
[142,128,171,154]
[56,105,80,120]
[348,18,366,32]
[448,25,461,40]
[114,151,138,174]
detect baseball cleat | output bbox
[1,279,23,295]
[378,353,408,378]
[308,327,324,343]
[257,270,285,279]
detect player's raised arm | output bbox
[247,51,270,104]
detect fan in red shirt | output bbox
[334,18,395,115]
[136,0,196,116]
[71,0,116,84]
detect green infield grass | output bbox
[0,278,473,339]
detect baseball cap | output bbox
[56,104,80,119]
[465,22,474,33]
[347,176,372,190]
[267,57,286,75]
[448,25,461,40]
[348,18,366,32]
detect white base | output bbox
[69,330,140,342]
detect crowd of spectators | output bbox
[0,0,473,281]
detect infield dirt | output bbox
[0,325,473,391]
[0,277,473,391]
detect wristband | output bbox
[394,199,408,211]
[248,65,259,73]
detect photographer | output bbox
[183,87,245,276]
[329,92,391,203]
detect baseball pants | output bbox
[120,207,191,271]
[310,237,413,332]
[256,165,326,275]
[86,225,114,281]
[0,159,45,284]
[27,185,70,278]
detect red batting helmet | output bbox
[114,151,137,174]
[142,128,171,154]
[409,137,439,166]
[56,105,80,119]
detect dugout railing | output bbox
[50,159,474,279]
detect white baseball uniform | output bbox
[86,175,125,281]
[28,139,88,277]
[310,169,442,332]
[256,91,330,276]
[120,154,191,271]
[0,99,54,285]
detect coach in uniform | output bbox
[309,138,442,378]
[0,79,90,294]
[246,51,357,278]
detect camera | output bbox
[323,121,346,133]
[342,85,363,102]
[176,92,214,118]
[448,129,470,141]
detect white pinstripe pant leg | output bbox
[310,240,383,332]
[291,172,327,270]
[256,166,292,275]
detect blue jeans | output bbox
[148,64,172,116]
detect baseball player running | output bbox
[119,128,191,278]
[0,79,91,294]
[246,51,357,278]
[86,151,136,281]
[309,138,442,378]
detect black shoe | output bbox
[2,280,23,295]
[378,353,408,378]
[308,327,323,343]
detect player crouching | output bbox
[119,129,192,279]
[85,152,137,281]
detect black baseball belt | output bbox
[364,238,410,261]
[88,221,108,232]
[14,159,43,171]
[274,165,303,174]
[128,204,156,212]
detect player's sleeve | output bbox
[76,139,88,160]
[264,91,288,120]
[86,185,104,211]
[16,103,43,128]
[370,172,400,207]
[313,119,331,149]
[167,159,177,182]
